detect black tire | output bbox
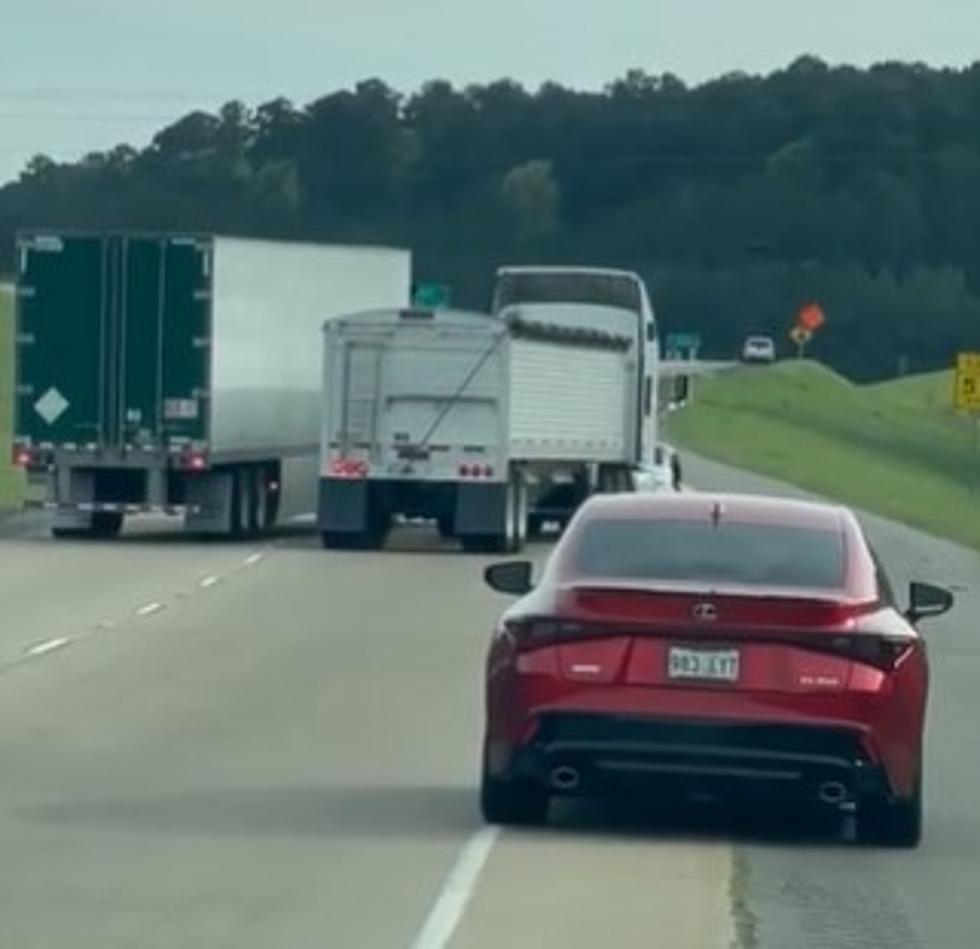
[480,770,549,827]
[266,486,281,530]
[321,531,352,550]
[461,535,505,554]
[91,512,124,538]
[320,518,389,552]
[511,471,528,554]
[52,526,93,540]
[250,467,280,536]
[858,784,923,848]
[527,514,545,539]
[242,468,265,537]
[52,512,123,540]
[228,469,250,539]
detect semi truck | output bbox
[11,233,411,537]
[317,266,659,552]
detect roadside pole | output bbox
[789,325,811,359]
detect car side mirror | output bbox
[906,581,954,623]
[484,561,534,596]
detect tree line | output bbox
[3,57,980,379]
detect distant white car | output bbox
[633,443,683,493]
[741,335,776,363]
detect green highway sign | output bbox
[412,283,452,308]
[666,332,702,350]
[665,332,702,360]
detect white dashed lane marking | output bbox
[26,637,71,658]
[10,545,278,670]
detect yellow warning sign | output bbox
[954,352,980,412]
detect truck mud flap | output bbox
[318,478,370,533]
[184,471,235,535]
[455,482,508,537]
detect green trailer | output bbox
[12,232,410,537]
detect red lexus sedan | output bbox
[481,492,954,846]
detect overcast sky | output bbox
[1,0,977,184]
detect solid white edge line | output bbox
[244,553,264,566]
[409,827,499,949]
[27,637,70,657]
[136,602,164,617]
[199,576,219,588]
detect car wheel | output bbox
[480,770,549,827]
[858,782,922,848]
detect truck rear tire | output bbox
[92,512,125,538]
[598,464,632,495]
[248,467,278,536]
[229,468,253,539]
[513,472,528,552]
[52,512,124,540]
[321,501,389,551]
[461,535,504,554]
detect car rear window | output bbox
[572,518,845,589]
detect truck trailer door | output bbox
[16,234,107,449]
[120,237,211,451]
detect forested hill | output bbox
[3,57,980,379]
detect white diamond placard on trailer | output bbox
[34,387,70,426]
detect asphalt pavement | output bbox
[0,456,977,948]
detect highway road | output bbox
[0,456,976,948]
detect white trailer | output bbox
[317,268,659,551]
[14,234,411,537]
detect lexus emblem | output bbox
[692,603,719,622]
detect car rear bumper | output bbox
[508,713,891,806]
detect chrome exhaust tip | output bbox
[550,766,581,792]
[817,781,848,806]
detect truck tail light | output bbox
[329,458,369,479]
[177,451,209,472]
[458,464,496,479]
[12,445,34,468]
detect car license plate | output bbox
[668,647,740,683]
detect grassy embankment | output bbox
[668,361,980,551]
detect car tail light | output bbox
[825,633,914,670]
[504,617,592,650]
[329,458,369,479]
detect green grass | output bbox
[668,361,980,551]
[871,369,957,413]
[0,285,25,511]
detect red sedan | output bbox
[481,492,954,846]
